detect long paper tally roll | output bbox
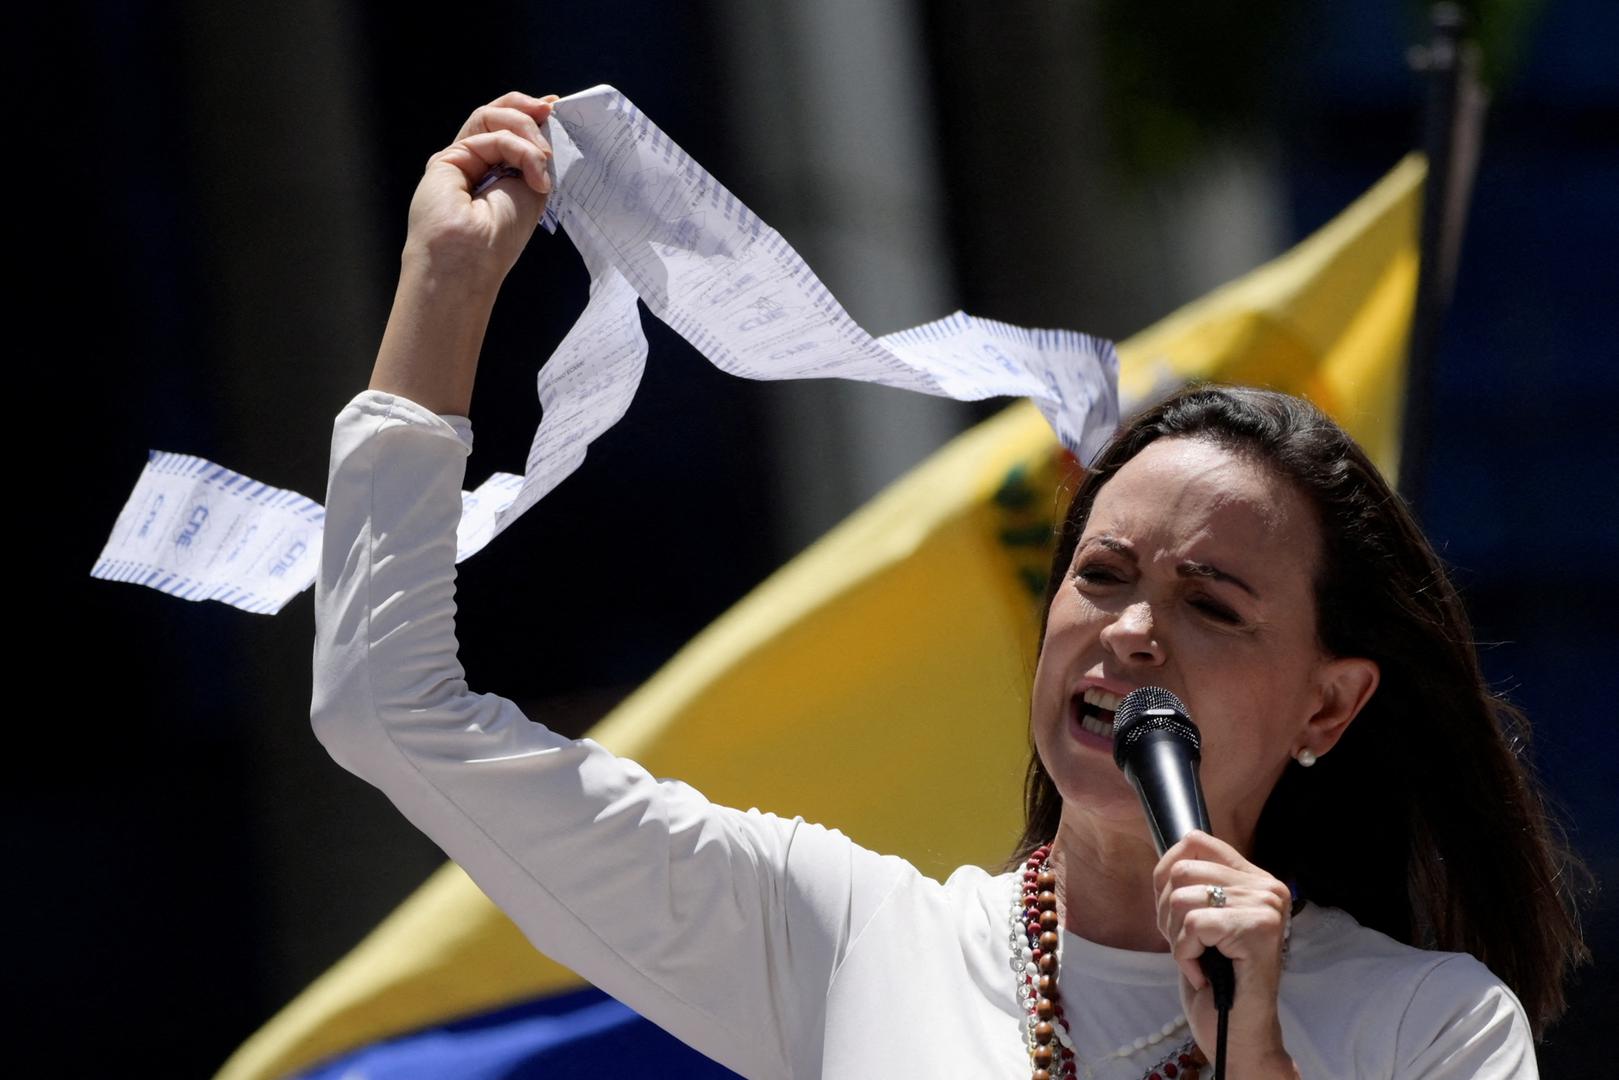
[93,84,1119,613]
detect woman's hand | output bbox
[1154,831,1301,1078]
[403,91,559,290]
[369,91,559,416]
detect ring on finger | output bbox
[1205,884,1228,909]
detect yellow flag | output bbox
[217,154,1423,1080]
[1119,155,1422,478]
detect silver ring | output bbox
[1206,884,1228,909]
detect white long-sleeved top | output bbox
[311,390,1536,1079]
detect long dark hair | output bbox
[1010,385,1587,1034]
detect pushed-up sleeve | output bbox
[310,390,908,1080]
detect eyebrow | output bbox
[1080,535,1260,598]
[1177,560,1259,598]
[1082,536,1135,559]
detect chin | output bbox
[1054,796,1154,854]
[1059,780,1141,819]
[1039,744,1138,816]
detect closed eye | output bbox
[1073,564,1125,586]
[1191,596,1241,624]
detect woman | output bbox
[312,91,1584,1078]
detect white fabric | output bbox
[312,389,1537,1079]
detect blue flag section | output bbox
[296,988,740,1080]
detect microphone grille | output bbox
[1112,687,1201,769]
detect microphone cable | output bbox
[1211,964,1233,1077]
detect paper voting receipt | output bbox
[93,85,1119,613]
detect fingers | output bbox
[1152,831,1291,987]
[1161,881,1290,998]
[1151,831,1262,907]
[1169,894,1288,968]
[436,92,561,198]
[431,129,552,196]
[1152,831,1257,890]
[455,92,560,141]
[1155,860,1254,931]
[1163,880,1288,942]
[1157,855,1287,906]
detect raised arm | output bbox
[312,94,912,1080]
[369,90,556,414]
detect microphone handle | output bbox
[1124,735,1212,852]
[1123,734,1235,1010]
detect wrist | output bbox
[1221,1013,1297,1080]
[368,255,498,417]
[1260,1053,1301,1079]
[398,242,507,307]
[1234,1044,1299,1080]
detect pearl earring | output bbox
[1296,748,1318,768]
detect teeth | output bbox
[1080,713,1113,738]
[1082,688,1122,712]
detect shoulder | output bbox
[826,860,1022,997]
[897,862,1022,953]
[1394,951,1535,1077]
[1284,906,1535,1077]
[813,857,1013,938]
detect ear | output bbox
[1301,656,1380,758]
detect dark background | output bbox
[18,0,1615,1072]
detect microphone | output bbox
[1113,686,1235,1011]
[1112,687,1211,851]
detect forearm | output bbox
[368,250,503,416]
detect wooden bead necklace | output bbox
[1013,843,1210,1080]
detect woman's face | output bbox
[1030,435,1370,851]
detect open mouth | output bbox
[1073,688,1121,739]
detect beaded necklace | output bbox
[1012,843,1209,1080]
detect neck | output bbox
[1049,805,1257,953]
[1050,808,1166,952]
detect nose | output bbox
[1099,600,1166,666]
